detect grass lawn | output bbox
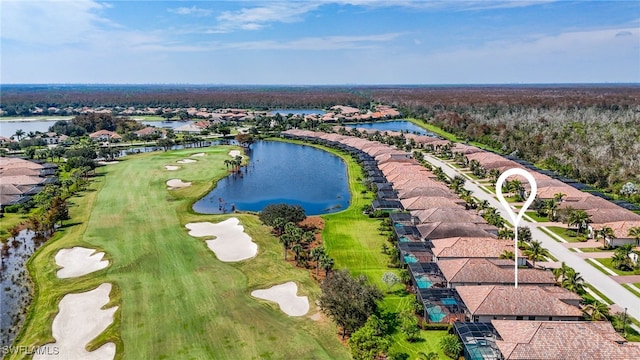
[524,211,549,223]
[594,258,640,276]
[278,138,448,359]
[622,284,640,298]
[0,212,32,241]
[11,146,349,360]
[546,226,587,243]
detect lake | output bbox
[0,119,193,137]
[349,120,436,136]
[193,141,350,215]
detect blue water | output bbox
[416,276,432,289]
[0,119,64,137]
[141,120,196,129]
[399,236,410,242]
[349,121,435,136]
[404,254,419,263]
[193,141,350,215]
[269,109,325,116]
[441,297,458,306]
[427,305,447,322]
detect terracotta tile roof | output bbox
[400,196,466,210]
[89,129,122,139]
[0,175,45,186]
[0,158,44,170]
[398,187,457,200]
[558,196,621,210]
[536,185,586,199]
[411,208,485,223]
[492,320,640,360]
[393,179,446,191]
[456,285,582,318]
[586,208,640,224]
[430,237,508,258]
[388,172,437,184]
[0,167,41,177]
[593,220,640,239]
[0,184,24,195]
[437,258,556,285]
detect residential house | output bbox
[437,258,556,288]
[592,220,640,247]
[455,285,583,322]
[491,320,640,360]
[417,223,499,241]
[89,130,122,142]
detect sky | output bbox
[1,0,639,85]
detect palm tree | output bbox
[498,228,515,240]
[611,244,635,271]
[13,129,25,141]
[628,226,640,246]
[291,242,303,266]
[553,192,566,203]
[523,240,550,267]
[552,262,572,283]
[310,246,325,276]
[543,199,558,220]
[597,226,615,247]
[279,234,294,260]
[499,250,515,260]
[583,300,610,321]
[567,210,591,234]
[561,268,585,294]
[319,255,334,276]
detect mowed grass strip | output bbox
[11,146,349,360]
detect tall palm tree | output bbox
[279,234,294,260]
[567,210,591,234]
[561,268,585,294]
[319,255,334,276]
[13,129,25,141]
[583,300,610,321]
[523,240,550,267]
[310,246,325,276]
[553,193,566,203]
[628,226,640,246]
[552,262,572,283]
[597,226,615,247]
[292,242,303,266]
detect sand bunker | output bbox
[34,283,117,360]
[166,178,192,190]
[191,152,205,157]
[55,247,109,279]
[176,159,197,164]
[228,150,242,158]
[185,218,257,262]
[251,282,309,316]
[97,161,119,165]
[165,165,179,171]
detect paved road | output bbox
[424,154,640,321]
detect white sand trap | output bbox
[97,161,119,165]
[191,152,205,157]
[34,283,117,360]
[55,247,109,279]
[165,165,180,171]
[176,159,197,164]
[166,178,192,190]
[228,150,242,158]
[251,282,309,316]
[185,217,257,262]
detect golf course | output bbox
[9,146,349,359]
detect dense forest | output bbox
[368,86,640,200]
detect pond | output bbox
[0,119,64,137]
[193,141,350,216]
[349,120,436,136]
[1,229,38,347]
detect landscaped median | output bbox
[10,146,349,360]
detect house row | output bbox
[349,125,640,247]
[281,128,640,360]
[0,157,57,209]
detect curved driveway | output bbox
[424,153,640,321]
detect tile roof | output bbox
[430,236,508,258]
[492,320,640,360]
[437,258,556,285]
[411,208,485,223]
[456,285,582,318]
[400,196,466,211]
[586,208,640,224]
[593,220,640,239]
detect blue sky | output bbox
[1,0,638,84]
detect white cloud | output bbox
[0,0,115,45]
[168,6,212,17]
[215,2,321,32]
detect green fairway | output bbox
[11,146,349,360]
[277,139,447,359]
